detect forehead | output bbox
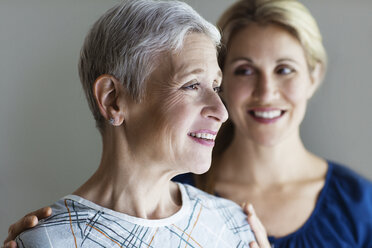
[170,33,222,80]
[227,23,306,62]
[145,33,222,94]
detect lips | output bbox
[189,132,216,141]
[253,110,281,119]
[188,130,217,147]
[248,108,286,123]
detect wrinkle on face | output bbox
[124,33,223,173]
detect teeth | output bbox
[189,132,216,141]
[254,110,281,119]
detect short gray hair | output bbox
[78,0,221,131]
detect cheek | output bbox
[154,93,193,142]
[223,79,253,109]
[284,78,313,105]
[159,90,185,116]
[156,99,197,164]
[283,79,312,123]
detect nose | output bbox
[201,91,229,123]
[253,73,278,102]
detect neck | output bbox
[74,128,182,219]
[217,129,323,187]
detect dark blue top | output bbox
[172,161,372,247]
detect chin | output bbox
[188,159,212,175]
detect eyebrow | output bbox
[276,58,300,65]
[177,68,222,80]
[230,57,253,63]
[230,57,300,65]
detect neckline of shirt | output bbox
[268,161,334,243]
[63,182,189,227]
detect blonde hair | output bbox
[218,0,327,73]
[195,0,327,193]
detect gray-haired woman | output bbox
[6,0,258,247]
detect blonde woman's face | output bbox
[222,23,319,146]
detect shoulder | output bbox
[180,183,255,243]
[328,161,372,200]
[321,161,372,246]
[181,182,241,209]
[16,198,92,247]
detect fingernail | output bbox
[241,202,247,209]
[249,241,259,248]
[248,203,254,215]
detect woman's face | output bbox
[222,23,319,146]
[125,33,228,175]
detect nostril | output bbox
[218,107,229,123]
[202,92,228,122]
[212,106,228,122]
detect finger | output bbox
[4,207,52,243]
[3,240,17,248]
[242,202,250,216]
[249,241,259,248]
[244,203,254,216]
[246,204,265,232]
[5,215,36,242]
[28,207,52,219]
[247,213,267,241]
[23,215,38,228]
[246,204,271,247]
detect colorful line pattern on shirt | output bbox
[16,183,255,247]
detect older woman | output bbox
[6,0,258,247]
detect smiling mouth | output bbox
[188,132,216,141]
[188,131,217,147]
[251,110,284,118]
[248,109,286,122]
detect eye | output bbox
[182,82,200,90]
[276,66,295,75]
[213,86,222,93]
[234,66,255,76]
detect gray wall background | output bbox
[1,0,371,239]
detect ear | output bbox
[93,74,126,126]
[307,62,323,99]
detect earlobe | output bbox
[93,74,125,126]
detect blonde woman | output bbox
[190,0,372,247]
